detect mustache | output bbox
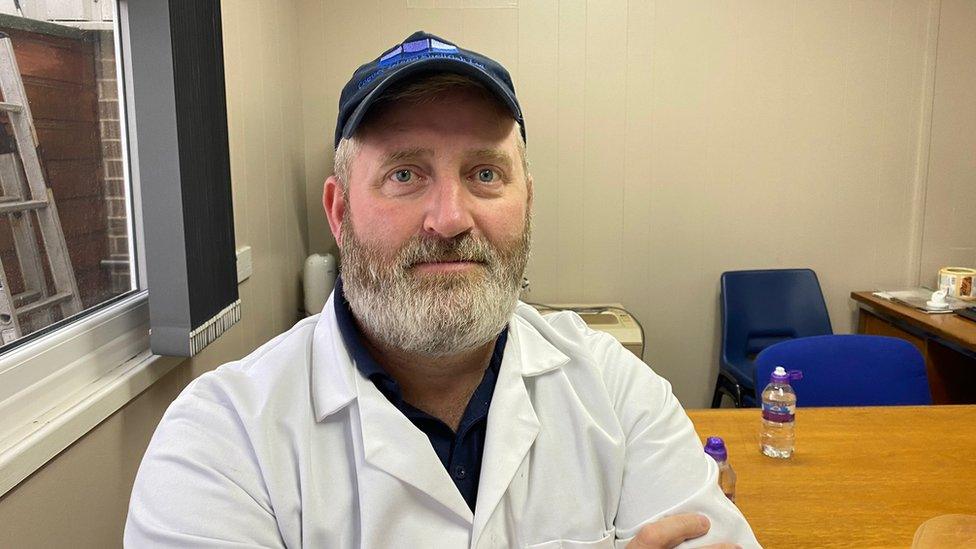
[398,233,495,268]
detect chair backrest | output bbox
[720,269,832,365]
[754,334,932,406]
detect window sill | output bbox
[0,292,184,497]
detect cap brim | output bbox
[340,57,523,145]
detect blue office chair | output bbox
[754,334,931,406]
[712,269,832,408]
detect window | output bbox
[0,0,238,497]
[0,4,136,351]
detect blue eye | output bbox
[393,169,413,183]
[477,169,497,183]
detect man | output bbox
[125,31,759,548]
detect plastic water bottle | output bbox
[704,436,736,502]
[760,366,802,459]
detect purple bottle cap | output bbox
[770,366,803,384]
[704,436,728,461]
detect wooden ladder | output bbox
[0,32,82,345]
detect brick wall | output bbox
[94,30,129,295]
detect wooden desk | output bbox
[688,406,976,549]
[851,291,976,403]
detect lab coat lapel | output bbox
[312,297,472,523]
[472,317,569,546]
[354,360,474,525]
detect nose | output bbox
[422,177,474,239]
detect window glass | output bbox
[0,2,133,349]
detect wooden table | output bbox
[688,406,976,549]
[851,291,976,403]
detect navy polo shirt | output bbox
[333,277,507,511]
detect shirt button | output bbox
[454,465,467,479]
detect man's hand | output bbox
[625,514,741,549]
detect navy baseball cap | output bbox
[334,30,525,149]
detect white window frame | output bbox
[0,0,187,497]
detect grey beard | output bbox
[339,214,530,357]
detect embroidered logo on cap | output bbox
[357,37,485,90]
[378,37,458,66]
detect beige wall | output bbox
[918,0,976,287]
[0,0,308,546]
[300,0,973,407]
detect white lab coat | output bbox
[125,298,760,548]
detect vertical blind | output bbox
[140,0,239,357]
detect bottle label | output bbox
[762,402,794,423]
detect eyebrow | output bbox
[464,148,514,170]
[379,147,434,167]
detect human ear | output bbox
[323,176,346,244]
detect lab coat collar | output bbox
[507,309,572,376]
[310,293,358,420]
